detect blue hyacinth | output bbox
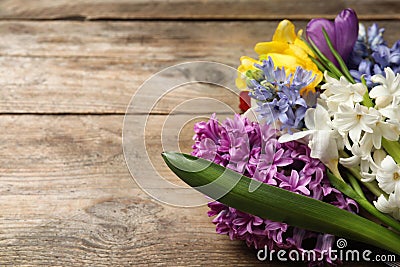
[246,57,315,132]
[348,23,400,88]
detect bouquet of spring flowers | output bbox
[162,8,400,265]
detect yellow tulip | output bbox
[236,20,322,95]
[255,20,322,93]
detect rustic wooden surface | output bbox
[0,0,398,20]
[0,1,398,266]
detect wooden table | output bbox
[0,1,398,266]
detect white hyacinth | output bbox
[279,104,343,173]
[339,143,373,178]
[377,96,400,126]
[275,67,400,220]
[375,155,400,195]
[370,68,400,108]
[333,103,379,145]
[374,193,400,220]
[359,108,400,150]
[321,71,366,112]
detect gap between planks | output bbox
[0,112,234,116]
[0,16,399,21]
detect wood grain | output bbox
[0,0,398,20]
[1,1,399,266]
[0,114,381,266]
[0,114,272,266]
[0,198,272,266]
[0,20,398,114]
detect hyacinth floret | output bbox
[349,23,400,87]
[192,114,358,266]
[246,57,316,131]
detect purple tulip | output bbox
[306,8,359,67]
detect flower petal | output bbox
[334,8,359,62]
[255,41,289,55]
[306,18,336,64]
[278,130,312,143]
[272,20,297,44]
[309,130,339,164]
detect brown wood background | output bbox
[0,1,398,266]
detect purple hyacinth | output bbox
[306,8,359,67]
[348,23,400,87]
[247,57,315,132]
[192,114,358,266]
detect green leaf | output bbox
[162,151,400,255]
[300,37,333,75]
[308,55,329,76]
[321,28,355,84]
[382,138,400,164]
[361,75,374,107]
[307,38,344,79]
[327,171,400,233]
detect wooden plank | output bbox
[0,0,398,20]
[0,21,399,114]
[1,21,399,58]
[0,198,267,266]
[0,114,267,266]
[0,57,242,114]
[0,114,380,266]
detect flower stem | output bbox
[357,198,400,234]
[328,171,400,233]
[321,28,355,83]
[382,138,400,164]
[339,150,386,198]
[307,38,344,79]
[347,167,386,198]
[301,36,338,78]
[308,55,328,74]
[346,173,366,199]
[361,75,374,107]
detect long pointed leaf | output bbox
[327,171,400,233]
[162,151,400,255]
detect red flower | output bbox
[239,91,251,112]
